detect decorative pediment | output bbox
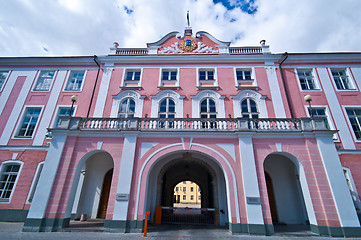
[147,29,230,55]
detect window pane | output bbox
[134,71,141,80]
[162,72,169,80]
[244,71,251,80]
[170,71,177,80]
[0,71,8,89]
[241,100,248,112]
[0,164,20,200]
[201,100,207,112]
[250,100,257,112]
[160,99,167,112]
[207,71,214,80]
[18,108,41,137]
[209,99,216,112]
[199,71,206,80]
[168,99,175,112]
[236,71,243,80]
[126,72,133,80]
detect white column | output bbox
[238,135,264,225]
[27,132,67,219]
[93,65,113,117]
[265,66,286,118]
[113,134,138,220]
[316,134,360,227]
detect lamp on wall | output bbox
[70,95,78,117]
[304,94,313,117]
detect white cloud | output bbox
[0,0,360,57]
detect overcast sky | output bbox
[1,0,361,57]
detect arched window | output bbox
[0,163,21,201]
[159,98,175,119]
[118,98,135,118]
[200,98,216,119]
[241,99,259,119]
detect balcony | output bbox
[53,117,330,133]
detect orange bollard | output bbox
[144,211,150,237]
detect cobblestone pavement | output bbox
[0,222,360,240]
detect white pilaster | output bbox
[265,66,286,118]
[113,134,138,220]
[27,132,67,219]
[317,68,355,149]
[238,135,264,225]
[316,134,360,227]
[93,65,114,117]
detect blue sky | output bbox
[0,0,360,57]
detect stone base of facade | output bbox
[229,223,274,235]
[0,209,28,222]
[103,220,144,233]
[310,224,361,237]
[23,218,70,232]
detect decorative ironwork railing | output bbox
[229,47,263,54]
[55,117,329,132]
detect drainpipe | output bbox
[87,55,101,118]
[278,52,294,118]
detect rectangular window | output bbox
[332,69,354,90]
[0,164,20,201]
[175,187,179,191]
[346,108,361,139]
[55,107,74,127]
[162,71,177,81]
[183,195,186,200]
[183,181,187,184]
[308,108,330,129]
[297,69,316,90]
[190,187,194,192]
[34,71,55,91]
[0,71,9,90]
[125,71,141,81]
[65,71,85,91]
[17,108,41,137]
[199,70,214,80]
[190,195,194,200]
[183,187,186,192]
[236,70,252,80]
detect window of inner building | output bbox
[17,108,41,137]
[0,71,9,90]
[183,187,186,192]
[0,163,21,202]
[173,181,201,206]
[162,70,177,81]
[65,71,85,91]
[200,98,217,118]
[55,107,74,127]
[118,98,135,118]
[331,69,354,90]
[297,69,317,90]
[159,98,175,118]
[199,70,214,80]
[125,70,141,81]
[190,195,194,200]
[346,108,361,140]
[34,71,55,91]
[236,69,252,80]
[183,195,186,200]
[241,99,259,119]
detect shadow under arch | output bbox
[63,150,115,223]
[139,149,234,227]
[263,152,316,230]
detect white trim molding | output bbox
[150,90,185,118]
[111,90,145,118]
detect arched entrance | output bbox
[264,153,311,231]
[144,151,229,226]
[65,151,114,223]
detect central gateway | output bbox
[145,151,229,226]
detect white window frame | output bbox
[232,90,268,118]
[63,70,86,92]
[330,68,357,91]
[196,68,219,89]
[241,98,259,119]
[118,98,136,118]
[120,68,143,89]
[51,105,77,128]
[0,71,10,92]
[13,106,44,139]
[295,68,320,91]
[304,105,338,141]
[191,90,225,118]
[26,161,44,204]
[343,106,361,142]
[151,90,184,118]
[111,90,144,118]
[343,167,361,210]
[159,68,179,88]
[0,160,24,203]
[33,70,56,92]
[234,67,257,88]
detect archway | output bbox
[144,151,229,226]
[264,153,310,232]
[65,151,114,224]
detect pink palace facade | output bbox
[1,27,361,237]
